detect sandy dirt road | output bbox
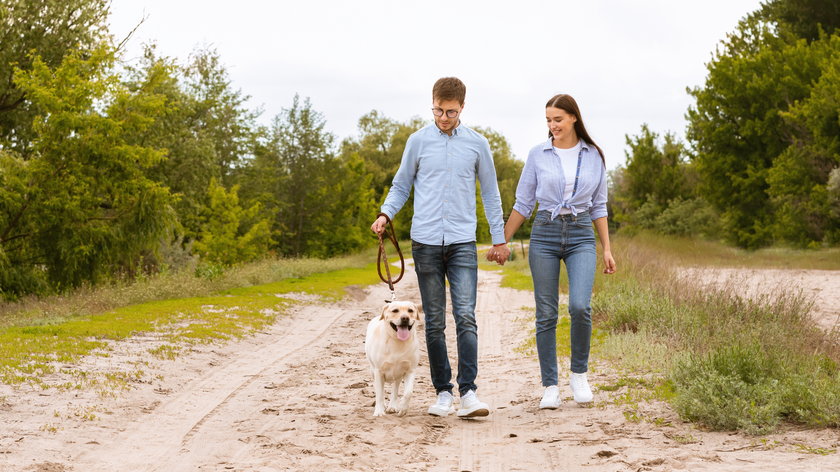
[0,263,838,471]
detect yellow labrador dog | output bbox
[364,301,422,417]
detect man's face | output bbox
[432,99,463,134]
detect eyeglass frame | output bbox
[431,107,461,119]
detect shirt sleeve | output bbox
[380,134,418,220]
[476,137,506,245]
[589,157,608,220]
[512,150,537,218]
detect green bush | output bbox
[671,344,784,434]
[671,344,840,434]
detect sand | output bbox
[0,263,837,471]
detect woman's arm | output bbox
[592,217,616,274]
[486,210,527,264]
[504,210,527,243]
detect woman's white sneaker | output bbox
[570,372,593,404]
[428,391,455,416]
[539,385,561,409]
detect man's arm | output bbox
[475,139,505,246]
[372,135,418,234]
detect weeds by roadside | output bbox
[0,249,377,328]
[501,232,840,434]
[0,254,381,393]
[593,234,840,434]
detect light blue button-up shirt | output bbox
[512,139,608,221]
[381,123,506,246]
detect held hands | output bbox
[486,244,511,266]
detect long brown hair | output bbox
[546,94,604,164]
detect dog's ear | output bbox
[380,303,390,320]
[411,303,423,321]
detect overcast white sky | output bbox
[108,0,764,171]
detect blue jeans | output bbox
[411,241,479,396]
[529,210,596,386]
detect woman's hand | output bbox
[602,250,616,274]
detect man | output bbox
[371,77,510,418]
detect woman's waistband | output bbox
[535,209,590,220]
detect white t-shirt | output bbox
[552,140,582,214]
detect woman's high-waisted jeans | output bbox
[529,210,596,386]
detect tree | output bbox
[473,126,524,242]
[766,36,840,245]
[247,95,335,256]
[0,0,109,154]
[762,0,840,41]
[124,46,258,242]
[623,124,689,210]
[0,43,175,295]
[339,111,423,241]
[192,178,273,265]
[686,16,824,248]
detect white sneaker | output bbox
[570,372,593,404]
[427,391,455,416]
[539,385,561,409]
[456,390,489,418]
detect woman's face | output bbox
[546,107,577,143]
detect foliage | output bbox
[124,46,258,242]
[245,95,376,257]
[192,178,273,265]
[592,234,840,433]
[767,36,840,245]
[622,125,689,210]
[761,0,840,41]
[0,43,174,296]
[338,111,423,241]
[687,12,840,248]
[0,4,527,297]
[473,126,525,242]
[0,0,109,154]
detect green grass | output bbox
[0,258,381,390]
[0,249,377,328]
[592,233,840,434]
[503,231,839,434]
[623,231,840,270]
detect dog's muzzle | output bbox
[390,318,413,341]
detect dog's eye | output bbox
[408,309,414,313]
[391,309,399,313]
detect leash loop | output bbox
[376,213,404,302]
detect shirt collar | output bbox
[437,121,461,136]
[543,138,589,152]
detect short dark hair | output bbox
[432,77,466,105]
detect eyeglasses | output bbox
[431,107,460,118]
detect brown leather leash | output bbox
[376,212,405,302]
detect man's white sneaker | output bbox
[456,390,489,418]
[570,372,593,404]
[539,385,561,409]
[427,391,455,416]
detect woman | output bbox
[488,94,616,408]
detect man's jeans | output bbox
[411,241,478,396]
[529,211,596,386]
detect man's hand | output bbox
[370,215,388,235]
[486,244,510,266]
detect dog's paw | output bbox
[395,407,408,417]
[373,407,386,417]
[386,403,397,414]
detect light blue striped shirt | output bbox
[512,139,608,220]
[381,123,506,245]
